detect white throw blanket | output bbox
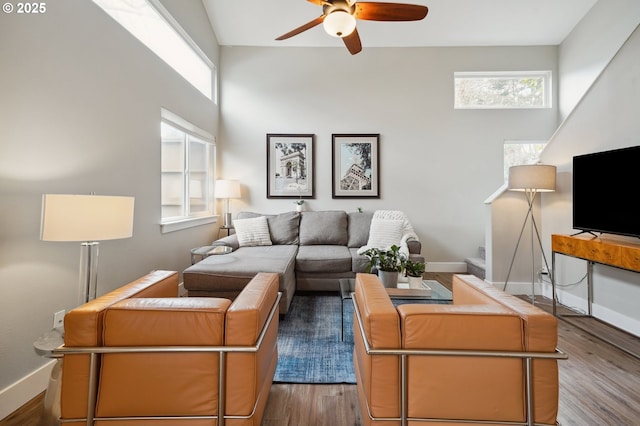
[357,210,419,256]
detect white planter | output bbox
[407,276,423,289]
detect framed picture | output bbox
[332,134,380,198]
[267,134,315,199]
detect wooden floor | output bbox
[3,272,639,426]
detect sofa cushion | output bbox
[234,216,272,247]
[347,211,374,248]
[296,245,352,273]
[350,248,370,273]
[237,211,300,245]
[299,211,348,246]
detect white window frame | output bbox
[160,109,216,233]
[454,71,552,110]
[92,0,217,102]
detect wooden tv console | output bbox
[551,233,640,317]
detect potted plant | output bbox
[290,183,306,212]
[361,244,407,288]
[404,258,426,289]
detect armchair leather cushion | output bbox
[96,297,230,418]
[399,304,526,422]
[225,272,279,418]
[354,273,401,419]
[61,270,178,420]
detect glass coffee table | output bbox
[339,278,453,341]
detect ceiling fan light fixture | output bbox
[323,10,356,38]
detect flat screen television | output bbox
[573,145,640,238]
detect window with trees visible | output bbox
[504,140,548,181]
[454,71,551,109]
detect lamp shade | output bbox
[215,180,241,199]
[41,194,135,241]
[323,10,356,38]
[508,164,556,192]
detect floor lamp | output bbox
[504,164,556,304]
[40,194,135,305]
[215,179,241,228]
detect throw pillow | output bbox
[233,216,272,247]
[235,211,300,244]
[366,218,403,250]
[266,211,300,245]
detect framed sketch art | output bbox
[266,134,315,199]
[332,134,380,198]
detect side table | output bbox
[218,226,234,238]
[190,245,233,264]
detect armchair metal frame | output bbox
[53,292,281,426]
[352,296,568,426]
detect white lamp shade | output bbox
[323,11,356,38]
[508,164,557,192]
[41,194,135,241]
[215,180,241,199]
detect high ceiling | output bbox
[202,0,598,49]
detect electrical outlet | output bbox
[53,310,65,329]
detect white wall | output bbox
[218,45,559,269]
[541,23,640,335]
[558,0,640,120]
[0,0,219,415]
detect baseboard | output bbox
[548,285,640,337]
[425,262,467,273]
[487,280,541,296]
[0,360,54,420]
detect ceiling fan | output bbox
[276,0,429,55]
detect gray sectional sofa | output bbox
[183,210,423,314]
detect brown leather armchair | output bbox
[352,273,567,426]
[56,270,280,426]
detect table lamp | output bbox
[40,194,135,304]
[504,164,556,303]
[215,180,241,228]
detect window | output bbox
[504,140,548,181]
[454,71,551,109]
[161,109,215,231]
[92,0,216,101]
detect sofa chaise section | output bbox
[184,244,297,314]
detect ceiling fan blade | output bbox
[306,0,327,5]
[276,15,325,40]
[354,2,428,21]
[342,28,362,55]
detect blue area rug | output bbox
[274,293,356,384]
